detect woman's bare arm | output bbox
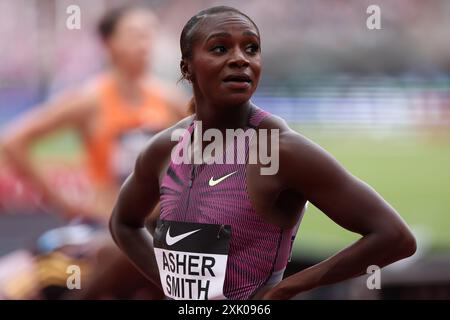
[109,126,181,290]
[109,161,162,288]
[263,131,416,299]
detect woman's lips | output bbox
[222,80,251,90]
[222,74,252,90]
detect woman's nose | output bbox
[228,48,250,68]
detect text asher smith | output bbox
[163,251,216,299]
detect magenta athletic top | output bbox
[157,106,303,300]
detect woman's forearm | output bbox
[265,231,416,299]
[110,220,162,290]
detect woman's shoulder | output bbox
[255,109,290,132]
[136,115,195,168]
[255,107,302,145]
[255,107,328,162]
[133,114,195,180]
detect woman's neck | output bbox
[194,98,253,133]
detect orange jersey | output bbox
[84,74,180,186]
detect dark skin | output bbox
[110,12,417,300]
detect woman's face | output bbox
[106,10,155,76]
[186,12,261,107]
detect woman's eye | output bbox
[211,46,226,54]
[246,44,260,54]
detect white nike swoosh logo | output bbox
[208,171,237,187]
[166,227,201,246]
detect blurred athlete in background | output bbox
[0,5,187,299]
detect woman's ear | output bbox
[180,59,193,82]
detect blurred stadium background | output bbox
[1,0,450,299]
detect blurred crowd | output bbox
[2,0,450,127]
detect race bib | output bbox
[153,220,231,300]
